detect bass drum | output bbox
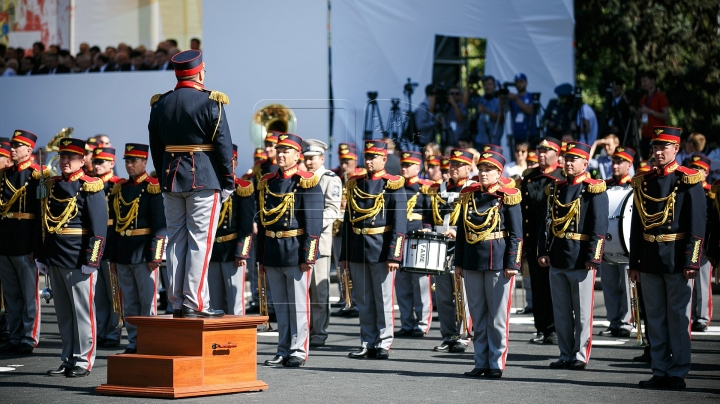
[604,187,633,264]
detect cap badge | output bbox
[567,144,575,150]
[616,147,624,152]
[126,145,134,151]
[279,135,288,141]
[482,153,492,158]
[62,140,72,146]
[94,149,102,155]
[654,128,664,135]
[453,150,463,157]
[365,142,374,149]
[402,153,410,158]
[540,140,549,147]
[692,156,700,161]
[14,131,21,136]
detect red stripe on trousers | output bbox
[241,267,246,316]
[425,275,433,332]
[303,270,310,360]
[197,191,219,311]
[707,266,713,327]
[585,269,596,362]
[389,272,396,349]
[31,271,41,346]
[86,272,96,371]
[689,279,694,341]
[501,276,515,370]
[153,267,158,315]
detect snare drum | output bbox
[604,187,633,264]
[400,231,449,275]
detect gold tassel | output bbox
[44,178,56,194]
[209,91,230,105]
[150,93,162,106]
[503,191,522,205]
[587,181,606,194]
[147,183,161,194]
[682,170,702,185]
[258,178,268,192]
[299,173,320,188]
[110,183,123,195]
[236,181,254,197]
[32,167,52,180]
[385,176,404,190]
[82,178,104,193]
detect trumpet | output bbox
[340,268,354,311]
[454,272,472,338]
[257,264,273,332]
[109,268,124,329]
[40,273,53,303]
[628,271,646,347]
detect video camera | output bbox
[434,82,450,113]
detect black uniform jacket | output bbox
[629,162,706,274]
[539,171,609,270]
[340,169,407,263]
[605,173,632,188]
[427,177,472,227]
[106,172,166,265]
[520,164,565,257]
[148,81,234,193]
[211,177,256,262]
[455,182,523,271]
[403,176,433,233]
[257,166,323,267]
[38,170,108,268]
[99,172,124,261]
[0,159,48,256]
[707,180,720,261]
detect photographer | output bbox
[415,84,438,147]
[603,80,632,138]
[445,85,468,147]
[507,73,538,145]
[637,70,670,159]
[474,75,504,146]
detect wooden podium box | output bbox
[96,315,268,399]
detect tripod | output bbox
[387,98,404,144]
[363,91,386,141]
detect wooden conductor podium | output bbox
[96,315,268,399]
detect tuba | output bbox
[44,127,74,176]
[249,104,297,147]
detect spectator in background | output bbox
[508,73,537,146]
[31,41,45,72]
[34,53,70,74]
[96,135,112,147]
[78,42,90,56]
[20,57,33,75]
[144,50,157,69]
[129,51,150,71]
[423,142,442,162]
[91,54,114,73]
[604,80,632,138]
[382,137,401,175]
[475,75,504,146]
[503,142,530,180]
[58,50,75,71]
[89,46,101,61]
[444,85,468,147]
[415,84,438,147]
[14,47,25,62]
[190,38,201,50]
[588,134,634,180]
[572,97,598,145]
[0,59,18,76]
[167,47,180,60]
[114,51,131,71]
[117,42,131,55]
[0,44,6,60]
[105,46,117,63]
[166,38,178,48]
[677,133,709,164]
[49,44,60,54]
[75,54,92,73]
[154,49,171,70]
[637,70,670,159]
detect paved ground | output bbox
[1,279,719,403]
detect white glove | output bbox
[35,259,48,275]
[221,189,233,203]
[81,265,97,275]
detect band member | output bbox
[83,137,99,176]
[475,144,515,188]
[107,144,166,354]
[252,132,280,182]
[342,140,406,360]
[240,147,267,314]
[302,139,342,346]
[629,127,705,389]
[208,145,255,315]
[441,158,450,182]
[708,180,720,275]
[0,130,45,354]
[396,151,434,338]
[258,133,322,368]
[684,153,714,332]
[91,147,123,348]
[37,138,107,377]
[521,137,565,344]
[539,141,608,370]
[149,49,234,318]
[455,150,522,378]
[427,148,476,353]
[599,146,636,338]
[425,155,443,183]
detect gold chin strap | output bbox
[347,181,384,224]
[461,193,500,244]
[260,186,295,226]
[549,186,581,238]
[44,187,79,234]
[633,187,675,230]
[113,189,141,234]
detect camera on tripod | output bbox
[467,68,482,85]
[434,82,450,113]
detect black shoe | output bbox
[550,359,571,369]
[101,340,120,348]
[691,323,707,332]
[543,333,558,345]
[309,340,325,347]
[345,308,359,318]
[0,342,19,353]
[375,348,389,359]
[18,343,34,354]
[639,375,668,389]
[331,308,348,317]
[516,306,533,315]
[433,341,455,352]
[570,360,587,370]
[330,302,344,308]
[172,309,183,318]
[615,329,631,338]
[284,356,305,367]
[123,348,137,354]
[529,333,545,344]
[464,368,487,377]
[666,376,686,390]
[348,348,376,359]
[264,355,287,366]
[67,366,90,377]
[599,328,615,337]
[395,329,413,337]
[633,351,652,363]
[486,369,503,378]
[411,329,426,338]
[181,306,225,318]
[245,302,260,314]
[47,365,71,376]
[0,330,10,343]
[450,343,467,353]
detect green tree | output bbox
[575,0,720,144]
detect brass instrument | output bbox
[257,264,273,331]
[0,283,6,315]
[340,268,354,311]
[249,104,297,147]
[40,273,53,303]
[109,268,124,329]
[628,271,646,346]
[43,127,74,176]
[454,272,472,338]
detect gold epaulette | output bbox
[298,173,320,188]
[32,167,52,180]
[150,93,162,106]
[236,181,254,197]
[385,176,404,190]
[82,178,104,193]
[44,178,57,194]
[586,180,606,194]
[420,184,435,195]
[110,182,123,195]
[209,91,230,105]
[503,189,521,205]
[147,183,161,194]
[681,170,702,185]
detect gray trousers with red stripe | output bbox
[50,266,97,371]
[395,271,433,333]
[266,265,310,359]
[164,190,219,312]
[464,270,514,370]
[692,260,713,327]
[208,261,246,315]
[549,267,596,363]
[349,262,395,350]
[117,263,159,349]
[95,260,121,342]
[0,254,40,346]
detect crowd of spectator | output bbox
[0,37,201,76]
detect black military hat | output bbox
[687,153,711,172]
[171,50,204,77]
[93,147,116,161]
[123,143,149,159]
[400,150,422,165]
[612,146,636,163]
[58,138,87,156]
[563,141,591,160]
[536,137,561,153]
[11,129,38,148]
[86,136,99,152]
[0,141,11,158]
[363,140,388,156]
[448,148,474,165]
[276,133,304,151]
[477,150,506,171]
[481,144,504,154]
[652,126,681,145]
